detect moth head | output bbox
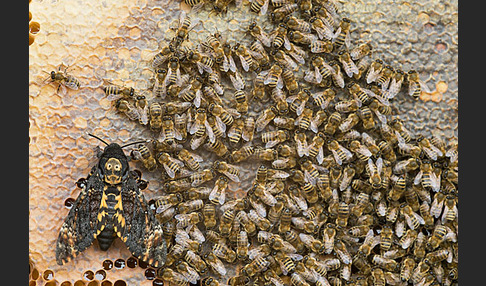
[99,143,129,185]
[87,133,147,185]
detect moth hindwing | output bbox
[55,142,167,267]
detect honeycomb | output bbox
[29,0,457,285]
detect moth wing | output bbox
[116,182,167,268]
[55,184,101,265]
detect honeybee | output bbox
[400,203,425,230]
[176,149,203,171]
[398,229,417,250]
[227,118,244,144]
[417,135,444,161]
[248,209,271,231]
[236,230,250,260]
[371,268,385,286]
[306,132,326,164]
[308,15,334,40]
[114,99,141,122]
[172,11,199,48]
[288,30,317,46]
[129,143,157,172]
[338,50,359,77]
[387,175,406,201]
[414,160,441,193]
[336,201,350,227]
[263,64,284,89]
[174,212,202,229]
[230,146,254,163]
[274,250,298,275]
[255,106,278,132]
[174,260,200,284]
[228,275,251,286]
[213,161,240,182]
[200,204,217,229]
[45,65,80,94]
[254,147,279,161]
[260,130,287,148]
[312,89,335,112]
[309,110,328,134]
[248,20,271,47]
[295,107,313,130]
[203,252,227,276]
[365,59,384,84]
[424,249,450,265]
[407,69,431,99]
[270,3,299,22]
[157,152,186,179]
[154,193,183,214]
[372,255,398,272]
[272,49,298,71]
[376,65,394,89]
[383,69,405,99]
[399,257,416,282]
[442,194,458,223]
[159,116,178,146]
[209,176,229,205]
[233,90,249,114]
[241,256,269,277]
[306,56,333,84]
[339,112,360,133]
[151,45,172,69]
[334,239,352,265]
[328,139,353,165]
[333,18,351,49]
[232,43,254,72]
[189,168,215,187]
[393,157,420,174]
[160,268,189,286]
[324,112,342,135]
[166,56,182,87]
[213,241,237,263]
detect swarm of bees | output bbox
[95,0,458,285]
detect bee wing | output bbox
[209,255,227,276]
[265,140,280,149]
[238,54,250,72]
[228,54,237,73]
[205,120,216,143]
[219,187,226,205]
[419,80,431,93]
[209,183,220,202]
[430,195,445,218]
[317,146,324,165]
[138,106,149,125]
[430,171,441,192]
[289,50,306,65]
[344,30,351,49]
[283,35,291,51]
[296,139,309,157]
[331,150,342,165]
[375,157,383,173]
[58,83,68,96]
[230,72,245,90]
[190,134,206,151]
[366,66,382,84]
[314,66,323,83]
[260,0,270,15]
[163,163,176,179]
[221,54,230,72]
[222,170,241,183]
[332,27,341,41]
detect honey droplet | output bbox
[152,279,164,286]
[113,281,127,286]
[95,270,106,281]
[102,259,113,271]
[145,268,156,280]
[43,269,54,281]
[114,259,125,269]
[126,256,138,268]
[84,270,94,281]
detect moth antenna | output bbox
[87,133,109,146]
[120,140,150,149]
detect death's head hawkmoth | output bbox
[55,133,167,267]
